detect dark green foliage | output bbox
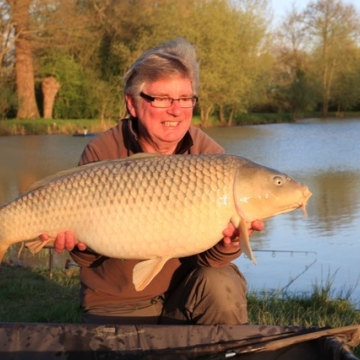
[2,0,360,123]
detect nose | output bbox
[167,99,182,115]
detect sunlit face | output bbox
[125,75,194,154]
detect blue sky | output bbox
[270,0,360,25]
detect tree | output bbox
[41,76,59,119]
[87,0,274,126]
[33,0,106,119]
[139,0,273,126]
[303,0,360,116]
[331,46,360,114]
[0,1,13,74]
[7,0,39,119]
[272,5,318,115]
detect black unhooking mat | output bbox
[0,322,359,359]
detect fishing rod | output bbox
[253,249,317,256]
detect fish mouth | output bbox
[276,193,312,218]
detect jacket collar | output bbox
[123,117,194,155]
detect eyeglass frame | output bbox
[139,92,198,108]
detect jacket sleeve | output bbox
[197,245,242,267]
[70,248,107,267]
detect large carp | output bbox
[0,154,311,291]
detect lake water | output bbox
[1,118,359,307]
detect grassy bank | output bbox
[0,113,315,136]
[0,118,118,136]
[0,264,359,355]
[0,265,82,323]
[1,113,360,136]
[0,115,292,136]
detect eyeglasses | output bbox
[140,92,198,108]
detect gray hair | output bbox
[123,38,199,97]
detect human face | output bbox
[126,76,194,154]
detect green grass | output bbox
[0,265,82,323]
[0,114,301,136]
[1,264,359,326]
[1,114,360,136]
[248,289,360,328]
[248,288,360,357]
[0,118,117,136]
[1,264,359,355]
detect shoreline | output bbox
[1,114,359,136]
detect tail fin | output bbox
[25,238,55,254]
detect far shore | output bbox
[1,113,359,136]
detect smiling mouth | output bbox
[163,121,179,127]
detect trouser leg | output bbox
[160,264,248,325]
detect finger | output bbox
[223,236,240,245]
[224,239,240,249]
[64,230,76,251]
[222,237,231,245]
[77,242,87,251]
[54,232,66,253]
[223,224,240,238]
[39,234,49,241]
[251,220,264,232]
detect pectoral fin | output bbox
[133,257,170,291]
[239,218,257,265]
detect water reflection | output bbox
[307,171,360,236]
[0,135,90,203]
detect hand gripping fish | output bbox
[0,154,311,291]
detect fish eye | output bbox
[273,176,283,186]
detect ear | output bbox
[125,94,137,117]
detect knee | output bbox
[184,265,248,324]
[192,265,247,302]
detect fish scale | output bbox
[0,153,311,291]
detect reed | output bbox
[248,268,360,328]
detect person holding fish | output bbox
[40,38,264,325]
